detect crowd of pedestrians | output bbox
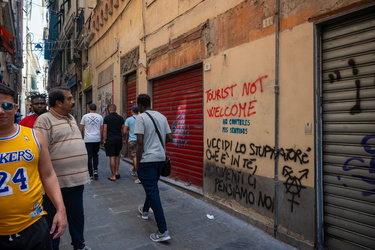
[0,84,173,250]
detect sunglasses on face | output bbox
[1,102,16,111]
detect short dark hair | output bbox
[48,87,69,107]
[137,94,151,109]
[0,84,17,102]
[107,104,116,111]
[89,103,97,111]
[28,92,47,102]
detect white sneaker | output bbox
[150,230,171,242]
[130,170,137,177]
[138,205,149,219]
[134,178,141,184]
[77,244,91,250]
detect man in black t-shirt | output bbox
[102,104,125,181]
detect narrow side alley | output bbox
[59,149,297,250]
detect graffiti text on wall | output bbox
[206,138,311,212]
[205,164,274,212]
[205,75,267,134]
[328,59,362,115]
[222,118,251,134]
[206,75,267,112]
[338,135,375,196]
[206,138,311,168]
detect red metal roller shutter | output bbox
[153,65,204,187]
[123,72,137,158]
[126,73,137,118]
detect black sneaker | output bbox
[93,171,98,180]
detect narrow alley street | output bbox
[58,149,297,250]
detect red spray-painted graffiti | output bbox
[206,75,268,119]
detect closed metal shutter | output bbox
[122,72,137,158]
[321,9,375,250]
[126,73,137,118]
[153,65,204,187]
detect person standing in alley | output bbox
[80,103,103,181]
[19,93,48,128]
[0,84,67,249]
[135,94,173,242]
[102,104,125,181]
[123,105,141,184]
[34,87,91,250]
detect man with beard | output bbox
[34,87,91,250]
[19,93,48,128]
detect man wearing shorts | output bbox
[123,106,140,183]
[102,104,125,181]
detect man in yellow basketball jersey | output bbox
[0,84,67,249]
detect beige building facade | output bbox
[47,0,375,249]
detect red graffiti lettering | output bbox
[205,84,237,103]
[206,100,257,118]
[242,75,268,96]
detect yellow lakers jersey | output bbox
[0,125,45,235]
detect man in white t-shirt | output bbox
[80,103,103,180]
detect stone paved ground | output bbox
[59,150,297,250]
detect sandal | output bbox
[108,177,116,181]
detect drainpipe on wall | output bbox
[273,0,280,239]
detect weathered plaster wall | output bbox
[89,0,143,112]
[144,0,243,53]
[201,1,318,247]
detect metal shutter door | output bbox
[153,65,204,187]
[321,10,375,250]
[123,72,137,158]
[126,73,137,118]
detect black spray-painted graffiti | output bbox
[206,138,311,212]
[205,164,274,211]
[206,138,311,169]
[338,135,375,197]
[328,58,361,115]
[283,166,308,212]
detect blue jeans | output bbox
[43,185,85,250]
[137,161,167,233]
